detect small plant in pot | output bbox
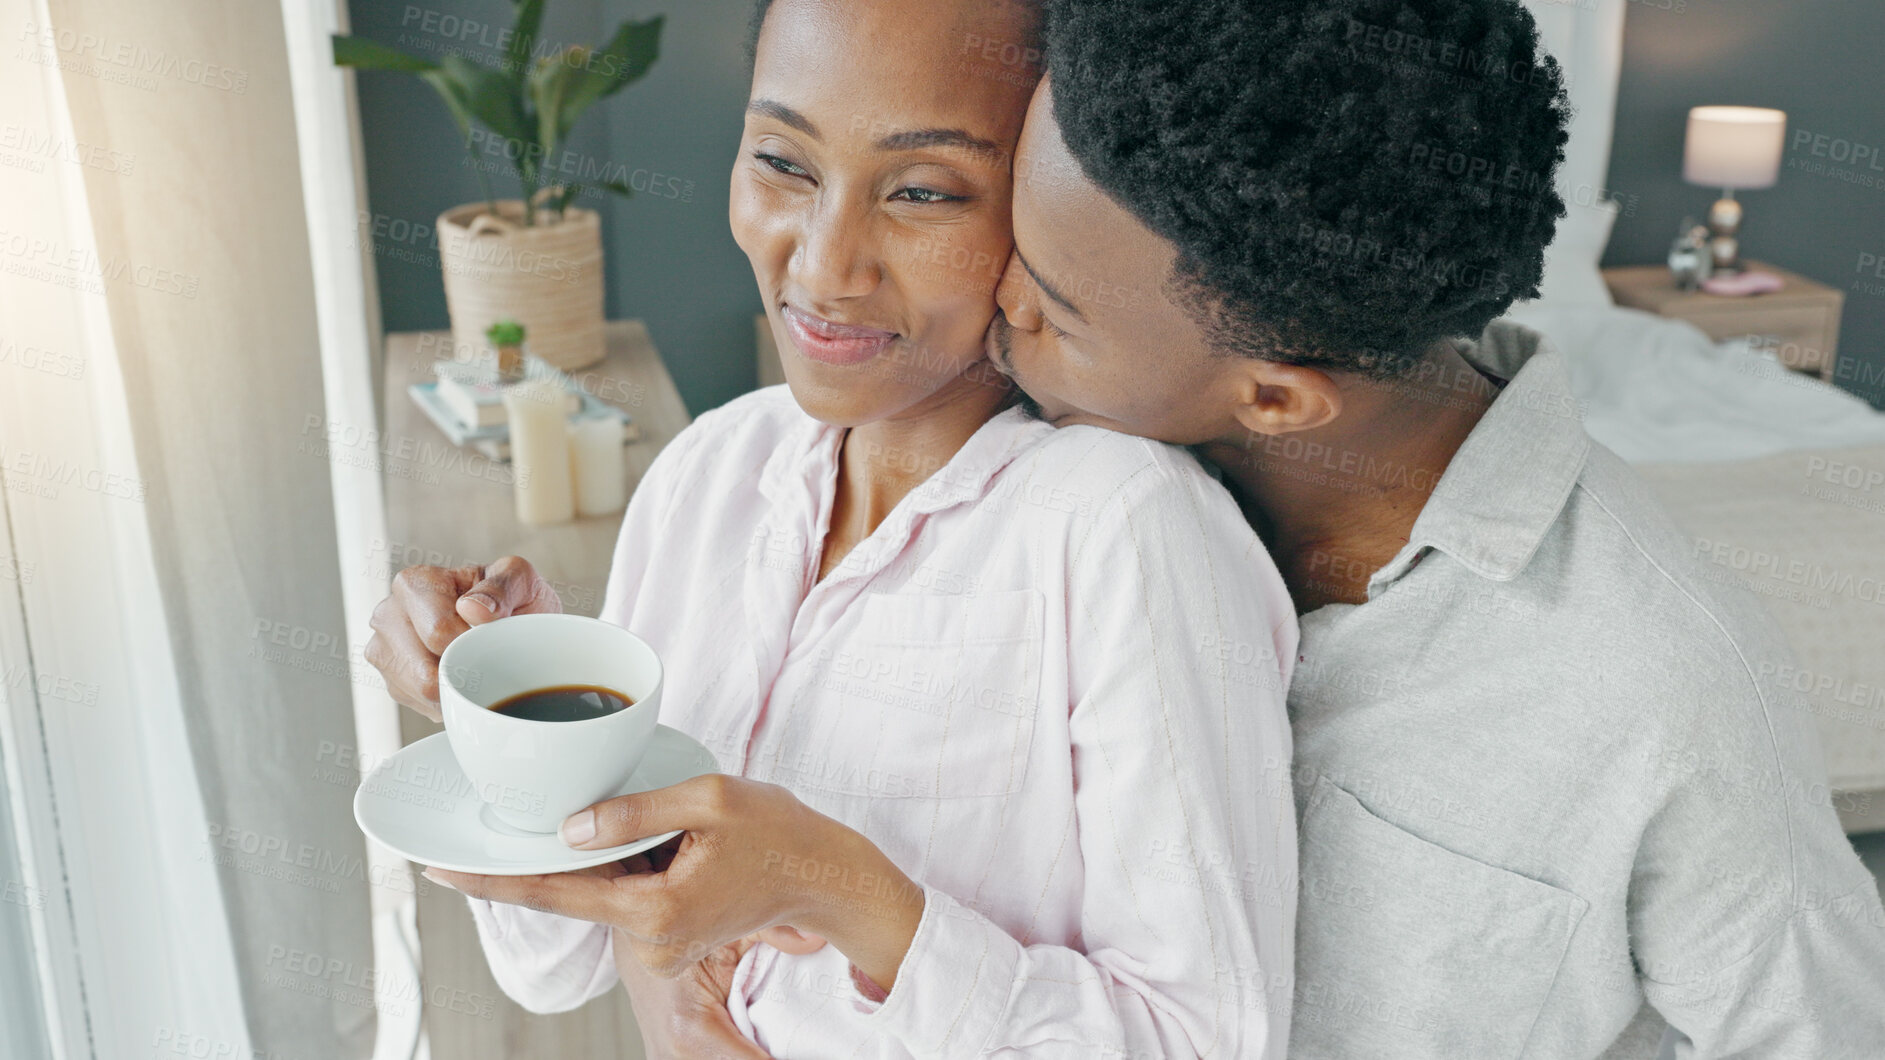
[333,1,663,370]
[488,319,528,383]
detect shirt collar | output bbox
[1370,320,1591,593]
[755,402,1050,517]
[902,405,1051,515]
[757,411,832,505]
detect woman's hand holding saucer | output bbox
[423,774,923,992]
[364,555,562,721]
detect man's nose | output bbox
[993,250,1041,330]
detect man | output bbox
[986,0,1885,1055]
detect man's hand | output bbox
[617,930,770,1060]
[363,555,561,721]
[618,928,831,1060]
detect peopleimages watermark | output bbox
[361,536,599,613]
[0,442,147,503]
[395,4,637,79]
[0,229,199,299]
[1787,128,1885,191]
[151,1026,314,1060]
[4,878,48,911]
[0,123,133,175]
[1853,250,1885,300]
[262,943,498,1020]
[314,736,549,821]
[299,413,525,488]
[463,128,696,203]
[1805,454,1885,494]
[1402,143,1639,222]
[1296,222,1512,297]
[2,662,100,708]
[15,20,249,93]
[1692,536,1882,607]
[0,336,85,379]
[0,552,36,583]
[201,819,445,900]
[1343,18,1562,89]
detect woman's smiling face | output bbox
[731,0,1040,427]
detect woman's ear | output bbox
[1229,359,1343,438]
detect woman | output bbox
[366,0,1297,1055]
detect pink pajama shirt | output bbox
[464,386,1298,1058]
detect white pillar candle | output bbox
[502,380,575,525]
[568,414,626,517]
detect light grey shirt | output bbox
[1285,322,1885,1059]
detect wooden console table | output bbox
[380,319,690,1060]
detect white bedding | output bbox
[1505,302,1885,464]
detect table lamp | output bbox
[1683,106,1786,274]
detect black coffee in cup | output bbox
[489,684,634,723]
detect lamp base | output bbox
[1707,192,1744,274]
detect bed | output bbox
[1512,1,1885,830]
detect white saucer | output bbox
[354,725,719,876]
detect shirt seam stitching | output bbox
[1579,482,1801,915]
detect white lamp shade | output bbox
[1683,106,1787,189]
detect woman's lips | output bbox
[783,305,897,366]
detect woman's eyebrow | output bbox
[747,99,820,139]
[873,128,1001,157]
[745,101,1000,160]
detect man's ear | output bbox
[1229,359,1343,437]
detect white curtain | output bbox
[0,0,387,1055]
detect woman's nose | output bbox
[993,250,1041,330]
[790,200,879,302]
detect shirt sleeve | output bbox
[862,453,1300,1058]
[463,898,621,1014]
[460,412,706,1015]
[1629,662,1885,1057]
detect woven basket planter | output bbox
[437,200,605,371]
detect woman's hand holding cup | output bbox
[364,555,562,722]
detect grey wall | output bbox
[348,0,759,413]
[1604,0,1885,406]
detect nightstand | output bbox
[1602,260,1844,381]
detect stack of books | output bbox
[408,354,639,462]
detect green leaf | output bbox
[529,49,588,162]
[438,54,532,145]
[550,16,663,145]
[597,179,633,198]
[506,0,545,83]
[331,34,437,74]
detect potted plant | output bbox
[334,1,663,370]
[487,319,528,382]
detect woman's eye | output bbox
[1044,317,1072,340]
[755,152,808,178]
[891,186,963,204]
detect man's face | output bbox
[989,80,1250,446]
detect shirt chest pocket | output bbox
[1290,777,1590,1060]
[769,588,1045,800]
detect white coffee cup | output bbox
[438,613,662,833]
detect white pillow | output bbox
[1520,0,1626,306]
[1532,196,1619,307]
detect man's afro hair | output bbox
[1045,0,1573,377]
